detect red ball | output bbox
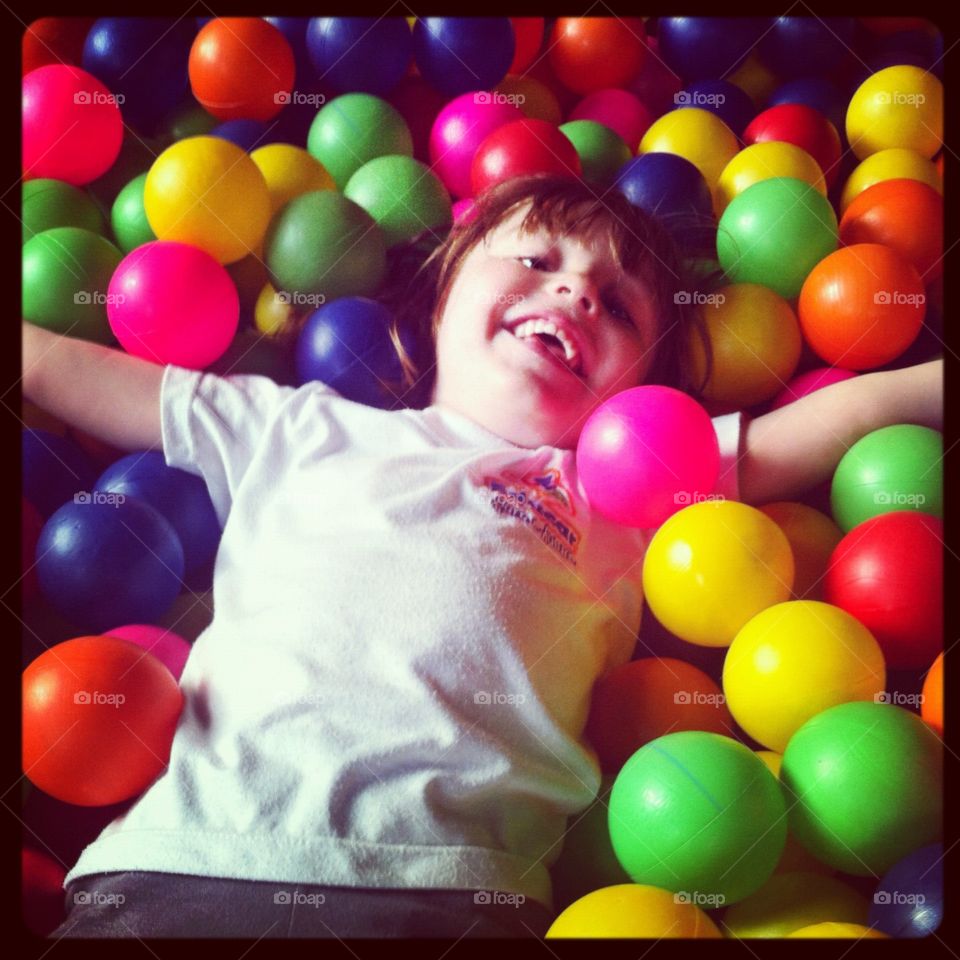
[825,512,943,670]
[22,636,184,806]
[569,88,654,152]
[548,17,647,95]
[189,17,294,122]
[743,103,843,189]
[22,847,67,936]
[22,17,95,75]
[508,17,545,75]
[471,118,581,195]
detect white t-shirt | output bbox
[64,366,744,911]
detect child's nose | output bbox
[554,275,598,316]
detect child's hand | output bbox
[738,358,943,505]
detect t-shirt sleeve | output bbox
[160,365,300,527]
[712,410,747,503]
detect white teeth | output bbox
[510,318,581,373]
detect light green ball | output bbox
[111,173,157,253]
[559,120,632,186]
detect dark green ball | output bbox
[23,179,105,244]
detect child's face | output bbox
[430,203,658,450]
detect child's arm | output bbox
[22,321,165,452]
[738,359,943,506]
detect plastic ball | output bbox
[307,92,413,189]
[87,131,160,212]
[569,88,653,150]
[387,75,450,164]
[22,635,183,806]
[643,500,794,647]
[781,701,942,875]
[494,75,561,125]
[724,51,779,110]
[789,922,888,938]
[757,502,843,602]
[249,143,334,216]
[22,847,67,936]
[22,178,105,244]
[546,884,722,938]
[609,731,787,905]
[344,155,452,247]
[22,65,123,185]
[105,623,191,682]
[81,18,195,132]
[207,328,295,385]
[689,283,802,411]
[305,17,411,96]
[110,172,156,253]
[585,658,734,774]
[413,18,514,98]
[558,120,631,186]
[451,198,477,227]
[35,497,185,633]
[576,386,720,530]
[144,136,271,264]
[209,118,270,151]
[254,282,297,336]
[428,93,524,199]
[226,253,269,315]
[839,178,943,282]
[657,17,762,81]
[107,241,239,368]
[677,79,756,138]
[723,600,886,752]
[769,367,858,410]
[471,118,581,195]
[23,227,123,344]
[846,65,943,161]
[160,99,219,142]
[548,18,646,95]
[265,191,387,302]
[921,653,943,735]
[757,17,858,78]
[95,450,222,576]
[840,147,942,214]
[767,77,848,145]
[188,17,294,122]
[507,18,544,75]
[717,142,826,214]
[798,243,925,369]
[868,843,943,938]
[22,429,97,520]
[825,512,942,670]
[22,17,95,75]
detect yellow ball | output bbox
[789,922,889,938]
[254,281,297,336]
[546,884,723,938]
[717,142,826,212]
[249,144,335,216]
[846,65,943,160]
[643,500,794,648]
[144,136,271,264]
[725,52,779,108]
[689,284,802,412]
[840,147,943,214]
[722,600,886,752]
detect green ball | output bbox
[559,120,632,186]
[781,701,942,876]
[264,190,387,301]
[22,179,105,244]
[608,731,787,906]
[830,423,942,532]
[22,227,123,344]
[159,100,219,146]
[307,93,413,190]
[344,155,451,248]
[111,173,157,253]
[717,177,838,299]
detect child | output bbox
[23,174,942,940]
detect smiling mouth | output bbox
[503,320,584,376]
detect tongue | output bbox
[535,332,568,365]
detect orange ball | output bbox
[797,243,925,369]
[840,178,943,282]
[189,17,295,122]
[584,657,734,774]
[548,17,647,95]
[22,636,183,806]
[921,651,943,736]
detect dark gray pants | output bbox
[49,872,554,939]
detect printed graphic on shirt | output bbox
[482,467,582,567]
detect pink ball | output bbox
[576,386,721,529]
[568,88,653,152]
[429,92,525,198]
[107,241,239,369]
[769,367,858,410]
[22,65,123,186]
[105,624,191,682]
[451,197,478,226]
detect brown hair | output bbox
[377,173,714,409]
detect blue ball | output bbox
[868,844,943,938]
[210,119,271,152]
[413,17,514,98]
[657,17,764,81]
[295,297,416,409]
[306,17,413,96]
[36,497,184,633]
[757,17,859,78]
[678,79,755,137]
[22,429,96,520]
[263,17,315,88]
[767,77,849,147]
[82,18,196,132]
[94,451,221,575]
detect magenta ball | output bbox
[105,624,191,682]
[770,366,858,410]
[576,386,721,529]
[107,241,239,369]
[23,65,124,186]
[451,197,478,226]
[429,92,524,198]
[568,88,653,151]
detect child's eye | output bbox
[518,255,549,270]
[606,299,633,324]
